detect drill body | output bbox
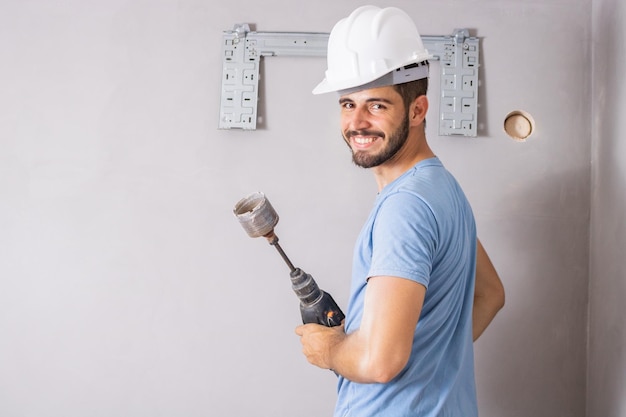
[290,268,345,327]
[233,192,344,328]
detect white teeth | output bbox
[354,137,375,144]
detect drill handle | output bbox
[300,291,345,327]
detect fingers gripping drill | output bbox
[233,192,345,327]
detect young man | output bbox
[295,6,505,416]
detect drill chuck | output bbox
[290,268,322,305]
[290,268,345,327]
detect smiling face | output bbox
[339,86,410,169]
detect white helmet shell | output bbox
[313,6,432,95]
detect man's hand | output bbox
[295,322,346,370]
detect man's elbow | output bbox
[494,281,506,311]
[363,354,408,384]
[481,276,506,313]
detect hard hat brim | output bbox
[312,58,432,95]
[312,78,335,95]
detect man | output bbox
[295,6,505,416]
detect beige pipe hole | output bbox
[504,110,535,141]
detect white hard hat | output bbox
[313,5,432,95]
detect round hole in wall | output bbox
[504,110,535,141]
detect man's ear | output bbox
[409,95,429,127]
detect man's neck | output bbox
[371,132,435,192]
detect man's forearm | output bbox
[327,330,382,383]
[295,324,378,382]
[296,324,400,384]
[473,294,503,340]
[473,239,505,341]
[297,277,424,383]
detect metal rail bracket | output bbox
[219,24,480,137]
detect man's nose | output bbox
[345,107,371,130]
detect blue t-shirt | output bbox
[334,157,477,417]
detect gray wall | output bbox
[588,0,626,415]
[0,0,608,416]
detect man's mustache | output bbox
[345,130,386,139]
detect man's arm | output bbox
[295,276,425,383]
[473,239,505,341]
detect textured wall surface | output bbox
[0,1,595,416]
[589,0,626,415]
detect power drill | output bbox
[233,192,345,327]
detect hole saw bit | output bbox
[233,192,344,327]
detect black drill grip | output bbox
[290,268,345,327]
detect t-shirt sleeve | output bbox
[368,191,438,288]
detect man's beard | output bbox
[343,114,410,169]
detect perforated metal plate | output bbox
[219,25,480,137]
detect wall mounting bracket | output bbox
[219,24,480,137]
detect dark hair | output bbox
[392,62,429,125]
